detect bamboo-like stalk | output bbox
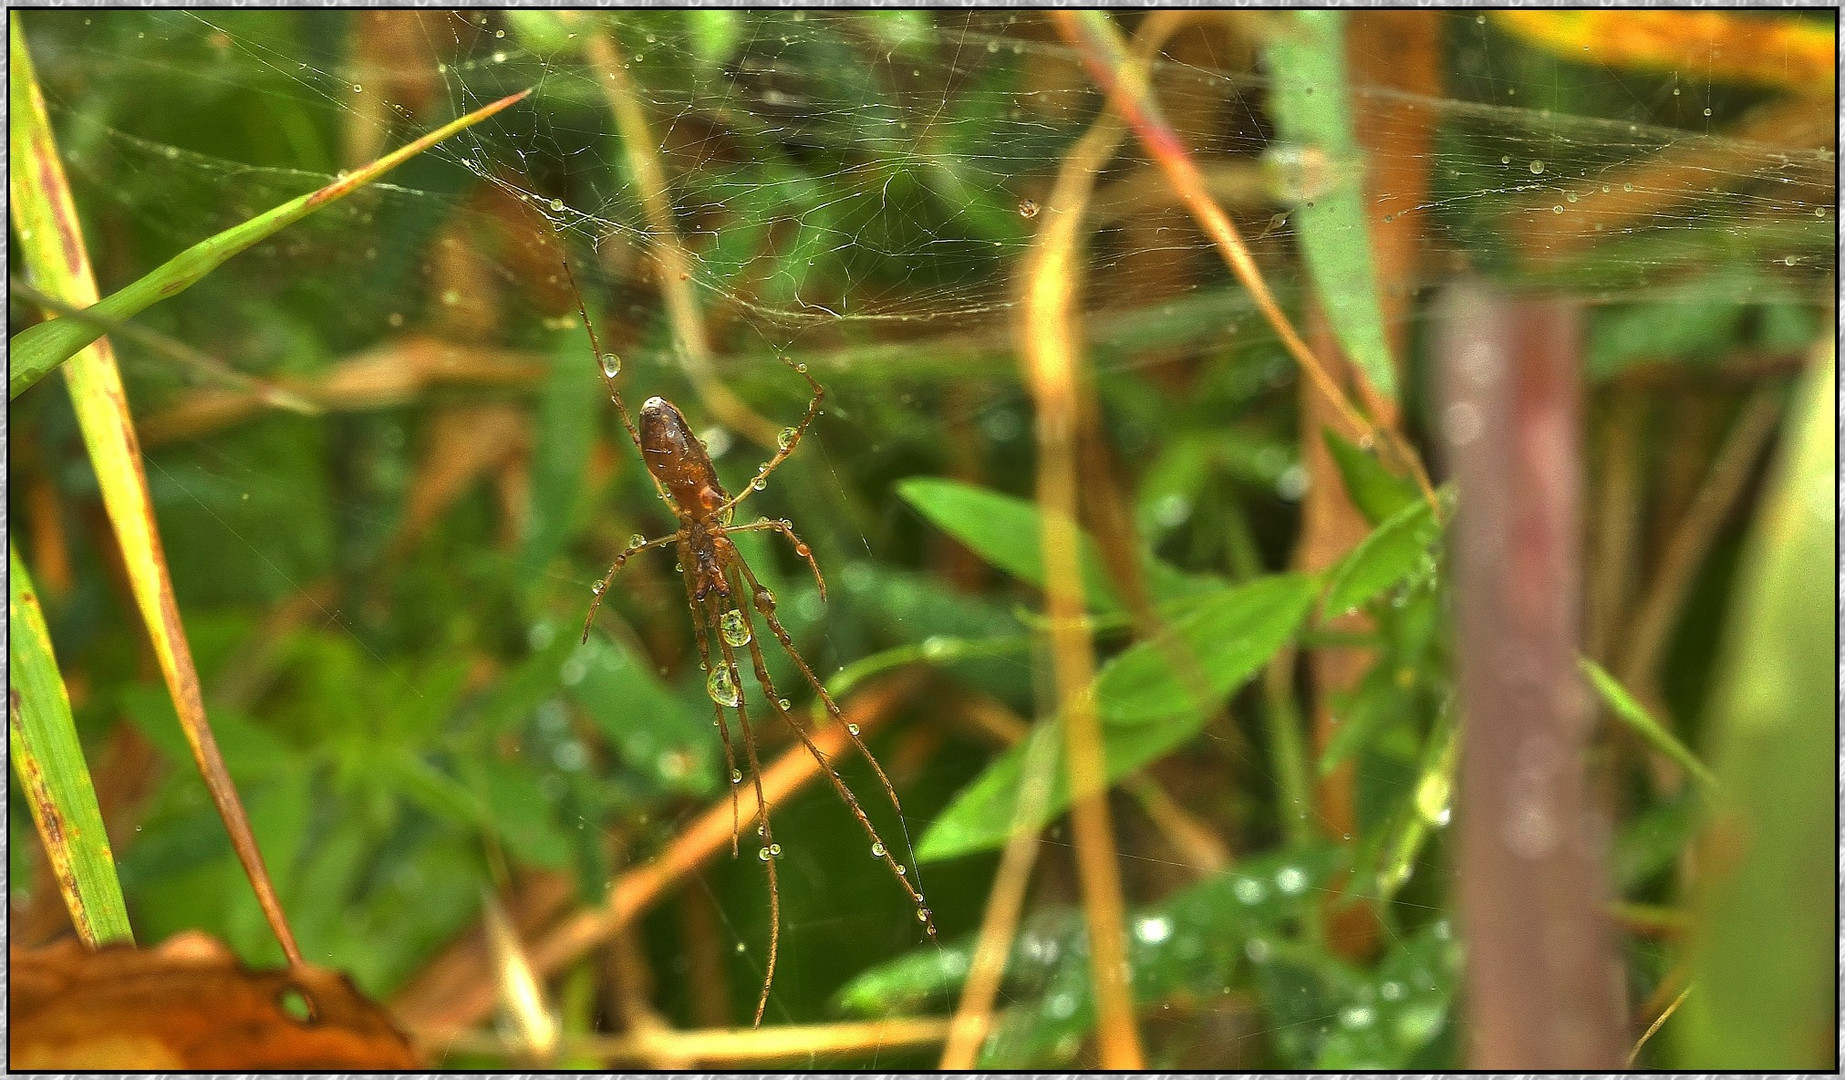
[1014,50,1148,1070]
[571,13,778,448]
[432,1016,952,1067]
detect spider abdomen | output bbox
[639,396,731,522]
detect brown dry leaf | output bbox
[390,401,532,556]
[9,932,421,1070]
[136,335,548,446]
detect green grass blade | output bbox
[1680,346,1836,1068]
[8,544,135,945]
[1262,10,1398,403]
[8,36,530,397]
[1579,657,1717,792]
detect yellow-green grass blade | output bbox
[8,18,530,395]
[1579,657,1718,792]
[8,544,135,946]
[1680,345,1835,1068]
[8,16,305,963]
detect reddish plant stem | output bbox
[1437,285,1626,1068]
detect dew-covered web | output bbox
[14,7,1834,1062]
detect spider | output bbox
[562,259,935,1026]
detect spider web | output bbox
[11,7,1835,1064]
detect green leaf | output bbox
[519,332,602,583]
[899,476,1194,612]
[1251,919,1460,1069]
[1323,430,1417,526]
[566,636,718,795]
[1579,657,1716,791]
[918,574,1318,862]
[1262,10,1397,404]
[8,75,531,396]
[8,544,134,945]
[469,757,573,870]
[685,9,744,71]
[1320,490,1446,620]
[1682,347,1836,1068]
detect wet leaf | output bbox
[1323,430,1418,526]
[919,574,1318,862]
[1320,490,1447,621]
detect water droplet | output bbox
[495,28,505,38]
[1499,154,1511,164]
[627,533,646,549]
[590,581,605,596]
[847,723,861,737]
[730,769,743,784]
[1528,160,1544,175]
[917,907,931,922]
[352,83,364,94]
[1623,182,1634,192]
[777,427,798,450]
[750,477,767,491]
[548,197,564,212]
[720,609,751,647]
[871,841,886,857]
[1017,198,1039,219]
[1552,205,1564,214]
[600,352,622,378]
[1275,866,1307,895]
[1233,877,1267,904]
[1340,1004,1376,1029]
[777,698,791,710]
[706,666,740,707]
[769,842,782,856]
[1244,937,1271,962]
[758,847,773,861]
[1134,915,1173,945]
[1380,980,1406,1002]
[735,941,747,953]
[795,363,808,374]
[674,562,683,573]
[441,289,460,306]
[1565,192,1578,203]
[793,542,810,557]
[895,864,907,876]
[1702,107,1713,117]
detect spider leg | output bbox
[580,533,678,643]
[726,564,936,936]
[682,561,741,856]
[706,594,780,1027]
[732,557,905,815]
[710,355,823,520]
[725,517,826,599]
[560,254,673,506]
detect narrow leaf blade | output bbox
[8,545,134,945]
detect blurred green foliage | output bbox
[7,8,1831,1069]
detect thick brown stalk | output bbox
[1438,286,1626,1067]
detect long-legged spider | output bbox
[563,260,935,1026]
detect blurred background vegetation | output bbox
[7,9,1835,1069]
